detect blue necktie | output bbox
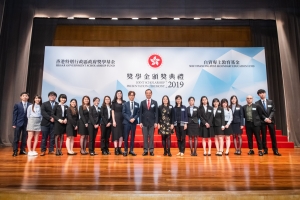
[262,101,267,111]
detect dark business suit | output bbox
[255,99,278,153]
[100,106,112,153]
[243,104,264,150]
[41,101,58,152]
[12,102,32,152]
[66,107,79,137]
[199,106,214,138]
[88,105,101,153]
[52,104,68,135]
[139,99,158,153]
[231,105,244,134]
[212,107,225,135]
[122,101,140,153]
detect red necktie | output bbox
[147,99,150,110]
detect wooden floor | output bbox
[0,147,300,199]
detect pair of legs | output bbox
[123,123,136,153]
[114,137,123,155]
[66,136,75,154]
[41,124,55,153]
[202,138,212,155]
[189,136,198,156]
[175,125,185,155]
[55,134,64,155]
[245,122,263,153]
[233,134,242,154]
[88,124,98,154]
[260,123,278,153]
[27,131,39,153]
[80,135,89,154]
[13,125,27,153]
[162,134,172,156]
[101,125,111,154]
[215,135,231,155]
[142,126,154,153]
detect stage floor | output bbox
[0,147,299,199]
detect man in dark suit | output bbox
[40,91,58,156]
[12,92,31,156]
[139,89,158,156]
[88,97,101,156]
[243,95,264,156]
[122,91,140,156]
[255,89,281,156]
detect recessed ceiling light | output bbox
[215,18,222,20]
[132,18,139,20]
[89,17,95,20]
[67,17,74,19]
[194,18,200,20]
[112,18,118,20]
[151,17,158,20]
[174,18,180,20]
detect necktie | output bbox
[51,102,54,109]
[23,103,26,112]
[262,100,267,111]
[147,99,150,110]
[131,102,134,115]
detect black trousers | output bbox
[123,123,136,153]
[88,124,98,153]
[175,125,186,153]
[13,124,27,152]
[100,125,111,152]
[245,121,262,150]
[260,123,278,152]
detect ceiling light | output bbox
[174,18,180,20]
[112,18,118,20]
[132,18,139,20]
[89,17,95,20]
[151,17,158,20]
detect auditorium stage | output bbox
[0,147,299,199]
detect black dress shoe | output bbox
[106,151,111,155]
[90,152,95,156]
[248,150,255,155]
[258,151,264,156]
[129,151,137,156]
[123,152,128,157]
[150,152,154,156]
[115,148,119,155]
[12,152,18,157]
[264,149,268,155]
[102,151,108,155]
[19,150,27,155]
[142,152,148,156]
[234,150,238,155]
[273,151,282,156]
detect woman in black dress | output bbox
[66,99,79,155]
[112,90,126,155]
[199,96,214,156]
[187,97,199,156]
[229,95,244,155]
[212,98,225,156]
[100,96,112,155]
[78,95,90,155]
[173,95,188,157]
[158,95,174,157]
[52,94,68,156]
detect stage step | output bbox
[29,126,293,148]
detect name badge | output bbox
[181,108,185,111]
[252,108,256,110]
[193,108,197,111]
[169,106,173,109]
[267,105,272,107]
[134,105,138,108]
[217,110,221,113]
[98,109,100,112]
[236,107,240,110]
[151,104,155,108]
[208,110,212,112]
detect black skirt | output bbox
[66,123,77,137]
[231,123,243,134]
[187,123,199,137]
[223,121,233,136]
[78,120,89,135]
[200,125,214,138]
[213,126,224,135]
[54,121,66,135]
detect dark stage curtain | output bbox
[250,20,287,136]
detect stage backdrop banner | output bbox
[42,47,267,106]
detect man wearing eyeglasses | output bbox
[243,95,264,156]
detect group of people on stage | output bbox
[12,88,281,157]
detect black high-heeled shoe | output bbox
[115,148,119,155]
